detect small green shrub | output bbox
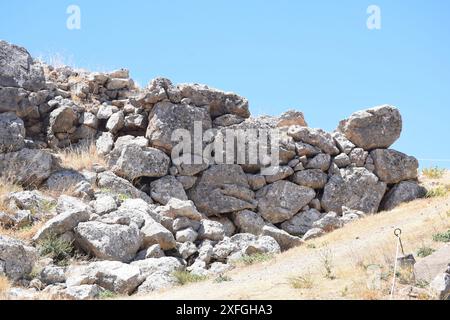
[214,275,232,283]
[173,271,207,285]
[98,290,116,299]
[422,167,446,179]
[432,230,450,243]
[417,246,435,258]
[38,233,74,266]
[426,187,448,198]
[235,253,274,266]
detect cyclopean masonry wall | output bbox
[0,40,428,299]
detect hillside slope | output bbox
[131,173,450,300]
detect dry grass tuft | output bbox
[55,141,106,172]
[0,275,11,299]
[422,167,447,179]
[0,176,23,213]
[0,220,45,241]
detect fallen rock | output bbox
[261,225,303,251]
[0,148,55,186]
[150,176,188,205]
[146,101,212,153]
[370,149,419,184]
[380,181,427,211]
[337,105,402,150]
[66,261,143,295]
[288,126,339,155]
[113,144,170,181]
[321,167,386,214]
[0,112,25,153]
[198,219,226,241]
[74,221,142,262]
[280,209,323,236]
[97,171,153,203]
[232,210,266,236]
[189,165,256,216]
[292,169,328,189]
[256,180,315,224]
[0,235,37,280]
[141,220,177,250]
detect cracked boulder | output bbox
[0,112,25,153]
[113,144,170,181]
[74,221,142,262]
[189,164,256,216]
[337,105,402,150]
[146,101,212,153]
[380,181,427,211]
[256,180,315,224]
[321,167,386,214]
[0,235,37,280]
[370,149,419,184]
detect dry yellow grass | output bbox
[0,276,11,299]
[0,220,46,241]
[55,141,106,172]
[129,173,450,300]
[0,176,23,213]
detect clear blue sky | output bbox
[1,0,449,168]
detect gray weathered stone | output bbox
[292,169,328,189]
[370,149,419,184]
[380,181,427,211]
[261,225,303,251]
[97,171,153,203]
[189,165,256,216]
[288,126,339,155]
[113,144,170,181]
[280,209,323,236]
[321,167,386,214]
[150,176,188,205]
[74,221,142,262]
[0,235,37,280]
[337,105,402,150]
[256,180,315,224]
[0,112,25,153]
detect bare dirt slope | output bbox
[130,172,450,300]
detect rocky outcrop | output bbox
[0,40,429,299]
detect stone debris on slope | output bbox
[0,39,428,299]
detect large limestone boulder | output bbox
[337,105,402,150]
[287,126,339,155]
[280,209,323,236]
[140,220,176,250]
[112,144,170,181]
[150,176,188,205]
[66,261,143,295]
[0,235,37,280]
[414,245,450,283]
[292,169,328,189]
[321,167,387,214]
[74,221,142,262]
[232,210,266,235]
[370,149,419,184]
[177,83,250,118]
[0,148,55,186]
[380,181,427,211]
[0,112,25,153]
[146,101,212,153]
[261,225,303,251]
[256,180,315,224]
[0,40,45,91]
[97,171,153,203]
[48,106,78,134]
[189,165,256,216]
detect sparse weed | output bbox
[417,246,435,258]
[38,233,74,266]
[319,244,335,280]
[214,275,232,283]
[234,253,274,266]
[289,273,314,289]
[98,290,116,299]
[173,271,208,285]
[426,186,448,198]
[432,230,450,243]
[0,275,11,299]
[422,167,446,179]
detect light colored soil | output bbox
[129,172,450,300]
